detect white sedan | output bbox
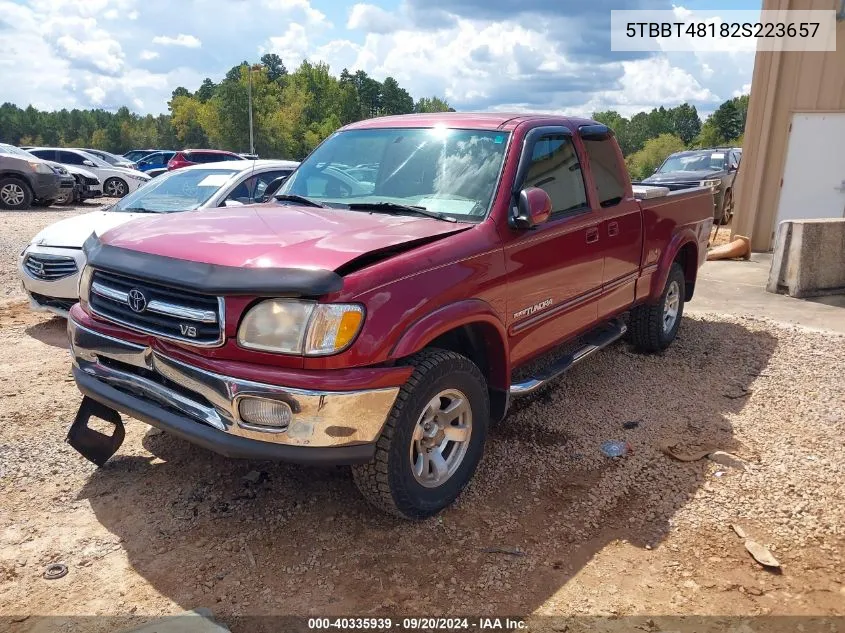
[19,159,299,317]
[26,147,150,198]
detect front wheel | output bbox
[352,349,490,520]
[627,262,686,353]
[104,177,128,197]
[0,178,33,210]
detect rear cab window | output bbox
[581,137,627,207]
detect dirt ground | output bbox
[0,207,843,632]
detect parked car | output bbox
[0,144,74,209]
[167,149,243,170]
[74,148,137,170]
[18,159,298,317]
[64,113,714,519]
[27,147,151,198]
[640,147,742,224]
[135,151,175,172]
[123,149,163,163]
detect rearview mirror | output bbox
[512,187,551,229]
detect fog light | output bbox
[237,397,293,431]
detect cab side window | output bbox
[524,134,588,216]
[582,138,626,207]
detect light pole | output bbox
[247,63,254,156]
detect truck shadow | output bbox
[76,316,776,627]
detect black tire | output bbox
[55,188,74,205]
[352,349,490,520]
[0,177,33,210]
[628,262,686,353]
[719,189,733,225]
[104,177,128,198]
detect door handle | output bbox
[607,221,619,237]
[586,227,600,244]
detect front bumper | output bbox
[68,318,399,464]
[18,245,85,300]
[32,173,62,200]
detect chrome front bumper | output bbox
[68,318,399,450]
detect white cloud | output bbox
[262,0,328,26]
[267,23,310,62]
[733,83,752,97]
[347,4,404,33]
[139,50,159,60]
[151,33,202,48]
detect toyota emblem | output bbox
[127,288,147,313]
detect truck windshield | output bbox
[659,151,727,173]
[277,127,510,220]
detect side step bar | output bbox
[509,319,627,396]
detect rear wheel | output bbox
[719,189,733,225]
[104,177,128,197]
[628,262,686,353]
[352,349,490,520]
[0,178,33,210]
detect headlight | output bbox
[29,162,52,175]
[237,300,365,356]
[78,264,93,307]
[700,179,721,189]
[127,174,149,182]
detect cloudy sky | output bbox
[0,0,756,118]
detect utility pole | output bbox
[247,63,254,155]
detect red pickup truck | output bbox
[66,113,714,519]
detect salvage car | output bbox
[0,144,74,209]
[640,147,741,224]
[64,113,714,519]
[27,148,150,198]
[18,159,298,316]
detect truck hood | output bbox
[31,210,146,248]
[642,170,726,184]
[99,204,473,272]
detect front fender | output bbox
[389,298,510,390]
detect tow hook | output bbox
[66,396,125,466]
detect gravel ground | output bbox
[0,207,843,631]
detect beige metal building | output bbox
[733,0,845,251]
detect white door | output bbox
[776,113,845,233]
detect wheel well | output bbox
[426,322,509,423]
[674,242,698,301]
[0,173,32,191]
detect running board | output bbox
[509,319,627,396]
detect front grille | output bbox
[84,176,99,185]
[89,270,223,346]
[24,253,78,280]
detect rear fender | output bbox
[647,231,699,302]
[389,299,510,391]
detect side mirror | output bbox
[83,160,95,166]
[512,187,551,229]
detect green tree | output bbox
[195,79,217,103]
[414,96,452,113]
[669,103,701,145]
[260,53,287,82]
[625,133,686,181]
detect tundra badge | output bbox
[513,298,553,320]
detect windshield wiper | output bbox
[273,194,328,208]
[346,202,457,223]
